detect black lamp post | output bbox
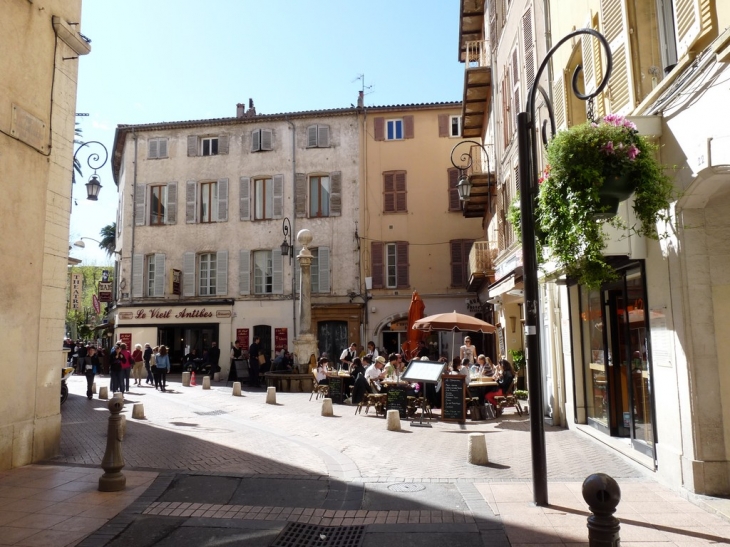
[73,141,108,201]
[449,139,491,204]
[517,28,612,507]
[280,217,293,264]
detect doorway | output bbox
[253,325,272,362]
[318,321,348,363]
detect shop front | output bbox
[114,303,233,372]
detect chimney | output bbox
[357,90,364,108]
[236,103,245,118]
[247,98,256,116]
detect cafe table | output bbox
[467,379,498,402]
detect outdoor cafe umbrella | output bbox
[412,311,496,361]
[401,290,426,359]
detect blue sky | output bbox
[71,0,464,264]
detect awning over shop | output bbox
[487,267,523,298]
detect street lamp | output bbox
[280,217,293,264]
[449,139,491,203]
[517,28,612,507]
[73,141,108,201]
[73,237,100,248]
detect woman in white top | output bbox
[460,336,476,365]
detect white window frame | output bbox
[253,250,273,294]
[199,253,217,296]
[309,175,330,218]
[386,119,404,141]
[201,137,219,156]
[254,177,274,220]
[200,181,218,223]
[385,243,397,288]
[148,137,168,159]
[449,115,462,137]
[146,256,156,297]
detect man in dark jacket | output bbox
[248,337,262,388]
[143,343,153,385]
[208,341,221,378]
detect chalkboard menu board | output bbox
[328,376,343,404]
[386,386,408,419]
[441,375,466,423]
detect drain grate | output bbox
[387,483,426,492]
[271,522,365,547]
[193,410,226,416]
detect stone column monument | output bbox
[292,229,318,371]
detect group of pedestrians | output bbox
[108,342,170,394]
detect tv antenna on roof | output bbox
[353,74,373,95]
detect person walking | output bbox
[208,341,221,379]
[132,344,144,386]
[459,336,476,365]
[340,343,358,371]
[143,343,153,385]
[76,342,87,375]
[85,346,99,400]
[120,343,133,392]
[150,346,162,390]
[110,343,124,393]
[248,336,262,388]
[155,345,171,392]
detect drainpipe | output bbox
[287,118,297,337]
[130,129,138,306]
[544,0,553,99]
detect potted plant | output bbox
[536,115,673,288]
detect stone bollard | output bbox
[99,398,126,492]
[582,473,621,547]
[266,386,277,404]
[386,410,401,431]
[321,398,334,417]
[214,372,220,382]
[232,382,242,396]
[202,376,211,390]
[120,415,126,438]
[92,382,97,394]
[467,433,489,465]
[99,386,108,400]
[182,371,191,387]
[113,392,124,401]
[132,403,145,419]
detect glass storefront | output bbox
[578,262,656,459]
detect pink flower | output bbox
[602,141,615,154]
[627,144,640,160]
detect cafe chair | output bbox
[309,368,329,401]
[492,383,523,417]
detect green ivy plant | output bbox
[507,193,522,240]
[507,348,525,373]
[537,115,673,288]
[514,389,529,400]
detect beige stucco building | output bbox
[0,0,89,469]
[459,0,730,495]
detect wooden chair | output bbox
[309,368,329,401]
[493,382,523,417]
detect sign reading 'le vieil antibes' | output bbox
[134,308,214,320]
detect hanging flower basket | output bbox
[536,115,673,288]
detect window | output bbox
[251,129,273,152]
[253,250,273,294]
[295,247,330,294]
[201,137,218,156]
[199,253,217,296]
[147,258,155,296]
[448,168,461,211]
[386,119,403,140]
[307,125,330,148]
[450,240,475,287]
[140,182,177,226]
[200,181,217,223]
[309,175,330,217]
[150,185,167,225]
[371,241,409,289]
[383,171,407,213]
[254,177,273,220]
[147,138,168,159]
[133,253,164,297]
[450,115,462,137]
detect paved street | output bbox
[0,374,728,546]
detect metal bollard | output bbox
[99,398,126,492]
[582,473,621,547]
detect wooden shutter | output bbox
[438,114,449,137]
[501,76,510,147]
[451,240,465,287]
[311,248,319,293]
[512,48,521,126]
[371,241,384,289]
[216,250,228,295]
[158,138,168,158]
[553,70,569,130]
[218,135,229,155]
[295,172,307,217]
[674,0,702,59]
[186,180,196,223]
[187,135,198,157]
[165,182,177,224]
[239,177,250,221]
[581,17,606,119]
[395,171,407,212]
[488,0,498,47]
[272,248,284,294]
[600,0,635,114]
[374,117,385,141]
[272,174,284,219]
[318,246,330,293]
[239,250,251,295]
[329,171,342,216]
[403,115,414,139]
[396,241,409,288]
[307,125,318,147]
[183,252,196,296]
[261,129,273,151]
[448,168,461,211]
[293,246,301,294]
[383,172,395,213]
[148,139,158,159]
[153,253,165,296]
[251,129,261,152]
[318,125,330,148]
[522,5,536,93]
[132,253,143,298]
[135,183,146,226]
[216,178,228,222]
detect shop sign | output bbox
[98,281,113,302]
[92,294,100,314]
[236,328,249,348]
[119,333,132,348]
[118,312,133,320]
[117,307,217,322]
[216,310,231,318]
[171,269,182,296]
[275,328,288,352]
[389,320,408,331]
[71,273,82,310]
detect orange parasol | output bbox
[401,291,426,359]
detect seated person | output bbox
[486,359,515,417]
[383,353,398,381]
[454,358,472,385]
[344,357,363,398]
[365,356,386,392]
[315,357,329,385]
[272,350,294,372]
